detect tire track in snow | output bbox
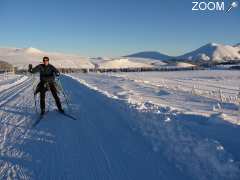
[0,75,43,179]
[0,77,33,108]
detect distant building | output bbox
[0,61,14,73]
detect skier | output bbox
[28,57,64,116]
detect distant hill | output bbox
[1,43,240,70]
[177,43,240,63]
[125,43,240,64]
[125,51,173,61]
[0,47,94,69]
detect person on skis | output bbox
[28,57,64,116]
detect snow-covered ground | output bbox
[96,58,154,69]
[0,74,28,92]
[70,70,240,124]
[0,71,240,179]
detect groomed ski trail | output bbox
[0,75,180,180]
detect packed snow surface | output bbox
[0,71,239,180]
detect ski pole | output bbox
[29,72,39,114]
[57,76,72,112]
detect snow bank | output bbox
[127,102,240,180]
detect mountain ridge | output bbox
[125,43,240,63]
[125,51,173,61]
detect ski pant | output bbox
[37,81,63,113]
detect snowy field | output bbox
[71,70,240,124]
[0,71,239,179]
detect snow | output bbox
[70,70,240,124]
[124,43,240,63]
[23,47,43,54]
[0,73,27,93]
[97,58,154,69]
[69,71,240,180]
[1,43,240,71]
[127,57,167,66]
[178,43,240,62]
[0,47,94,69]
[0,71,240,179]
[176,62,196,67]
[0,48,162,70]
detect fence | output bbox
[0,71,15,81]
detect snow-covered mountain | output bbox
[0,47,94,69]
[126,51,173,61]
[1,43,240,70]
[126,43,240,64]
[177,43,240,62]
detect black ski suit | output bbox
[29,64,63,114]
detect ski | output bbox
[31,111,49,128]
[31,114,45,128]
[58,111,77,121]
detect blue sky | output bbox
[0,0,239,57]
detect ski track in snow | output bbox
[0,74,239,180]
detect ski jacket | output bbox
[29,64,60,82]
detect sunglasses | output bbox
[43,59,49,62]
